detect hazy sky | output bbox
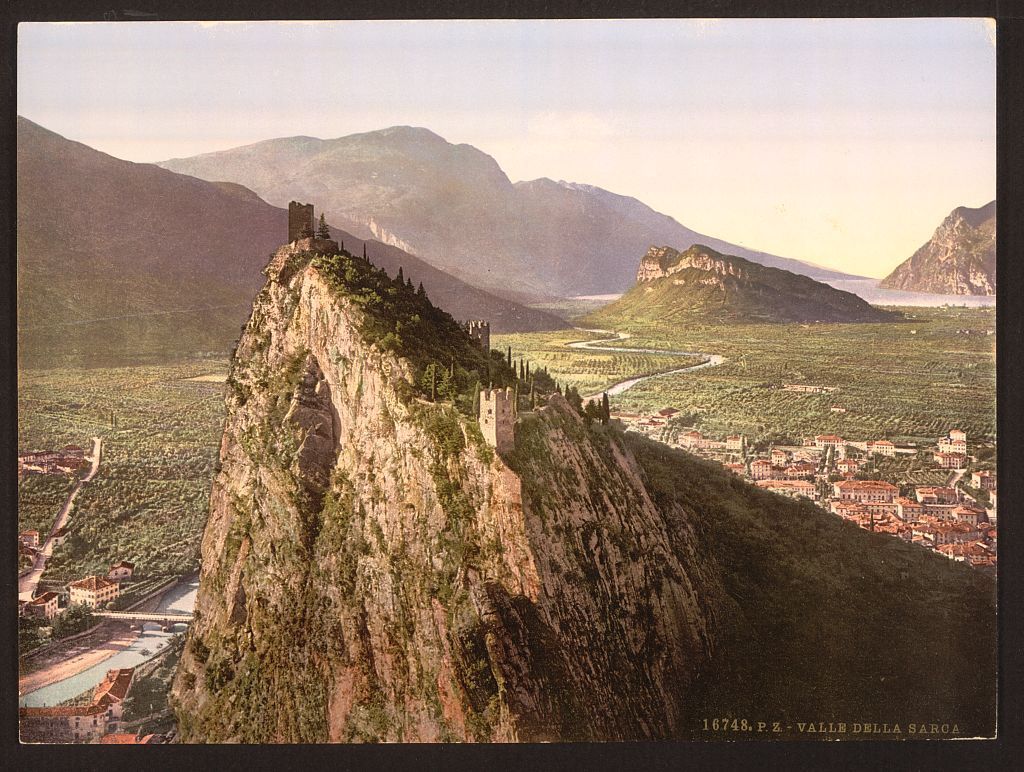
[18,19,995,277]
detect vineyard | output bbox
[493,329,702,396]
[19,363,228,586]
[18,475,76,537]
[503,306,996,445]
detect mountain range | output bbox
[16,117,565,368]
[879,201,996,295]
[588,244,898,326]
[158,126,862,299]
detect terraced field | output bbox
[498,306,996,445]
[493,329,703,396]
[18,363,228,586]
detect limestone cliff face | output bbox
[636,245,748,284]
[171,253,720,743]
[880,201,995,295]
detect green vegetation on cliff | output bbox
[312,250,517,413]
[594,244,897,325]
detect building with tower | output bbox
[479,387,515,453]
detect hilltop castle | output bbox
[266,202,339,282]
[479,387,515,454]
[466,320,490,351]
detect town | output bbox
[613,409,997,572]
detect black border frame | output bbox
[1,2,1020,770]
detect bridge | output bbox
[93,610,194,626]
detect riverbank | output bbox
[19,575,198,706]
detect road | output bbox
[18,436,103,602]
[568,328,727,401]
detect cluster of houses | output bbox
[19,562,135,621]
[18,445,87,477]
[19,666,164,743]
[827,480,996,570]
[613,408,997,571]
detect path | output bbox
[568,328,727,400]
[19,436,102,602]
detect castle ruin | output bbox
[288,201,315,243]
[466,320,491,352]
[265,202,339,282]
[479,387,515,454]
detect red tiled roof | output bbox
[99,734,141,744]
[109,560,135,571]
[30,592,57,605]
[69,575,118,592]
[93,668,135,705]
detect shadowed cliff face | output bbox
[170,251,720,743]
[879,202,995,295]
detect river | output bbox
[19,578,199,708]
[569,328,727,399]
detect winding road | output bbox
[18,436,103,603]
[568,328,727,400]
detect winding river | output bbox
[568,328,727,399]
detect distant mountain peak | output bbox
[879,201,995,295]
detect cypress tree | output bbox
[601,392,610,425]
[507,346,512,368]
[316,213,331,239]
[397,266,404,284]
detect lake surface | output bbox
[20,578,198,708]
[572,282,996,309]
[824,279,996,308]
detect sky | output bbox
[18,19,995,278]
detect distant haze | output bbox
[18,19,994,278]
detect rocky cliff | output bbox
[170,244,720,742]
[879,201,995,295]
[591,244,897,326]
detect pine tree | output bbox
[363,243,367,260]
[406,277,414,290]
[397,266,404,284]
[316,213,331,239]
[417,282,426,297]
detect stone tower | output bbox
[467,320,491,352]
[288,201,315,243]
[479,387,515,454]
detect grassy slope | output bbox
[628,434,996,737]
[592,246,895,325]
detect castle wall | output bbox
[467,320,491,352]
[480,387,515,454]
[288,202,315,243]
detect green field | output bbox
[498,306,996,445]
[18,362,228,586]
[493,329,703,397]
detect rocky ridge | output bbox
[879,201,995,295]
[170,244,720,742]
[591,244,896,325]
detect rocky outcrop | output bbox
[593,244,895,326]
[171,249,720,743]
[636,245,748,283]
[880,201,995,295]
